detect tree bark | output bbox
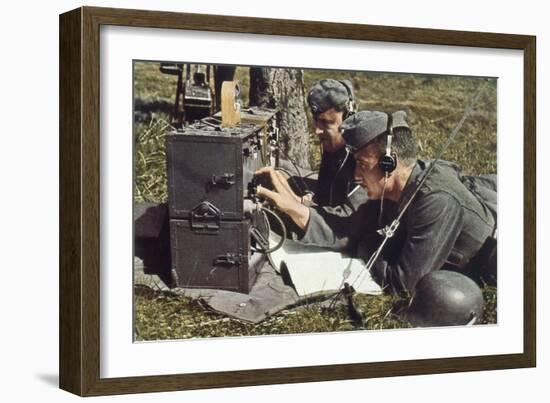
[249,67,310,169]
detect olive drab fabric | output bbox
[341,110,409,153]
[300,159,497,294]
[307,79,354,115]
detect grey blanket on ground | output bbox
[134,201,319,323]
[134,258,300,323]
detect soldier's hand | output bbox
[254,166,299,207]
[254,166,310,230]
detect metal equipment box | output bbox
[165,109,277,294]
[169,217,262,293]
[166,117,274,220]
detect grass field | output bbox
[133,61,497,340]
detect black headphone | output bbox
[378,113,398,173]
[338,80,356,119]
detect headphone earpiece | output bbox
[379,113,397,174]
[379,153,397,173]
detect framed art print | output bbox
[59,6,536,396]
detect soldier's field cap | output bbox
[341,110,409,152]
[307,79,353,114]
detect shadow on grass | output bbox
[134,98,174,122]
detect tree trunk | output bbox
[249,67,310,169]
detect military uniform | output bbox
[298,109,497,294]
[279,148,367,214]
[314,145,357,207]
[276,152,367,240]
[278,78,369,215]
[300,159,496,293]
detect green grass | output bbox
[134,117,169,203]
[135,285,497,341]
[133,61,497,340]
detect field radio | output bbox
[165,82,279,293]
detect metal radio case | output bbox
[166,119,268,220]
[165,109,276,294]
[169,214,262,293]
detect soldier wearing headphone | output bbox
[257,110,497,325]
[278,79,368,212]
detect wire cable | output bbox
[379,173,388,229]
[304,170,319,179]
[287,156,312,194]
[250,206,287,254]
[349,81,489,293]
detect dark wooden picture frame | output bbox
[59,6,536,396]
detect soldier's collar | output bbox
[397,160,424,212]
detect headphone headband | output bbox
[338,80,356,117]
[385,113,393,155]
[379,112,397,174]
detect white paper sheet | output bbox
[268,233,383,297]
